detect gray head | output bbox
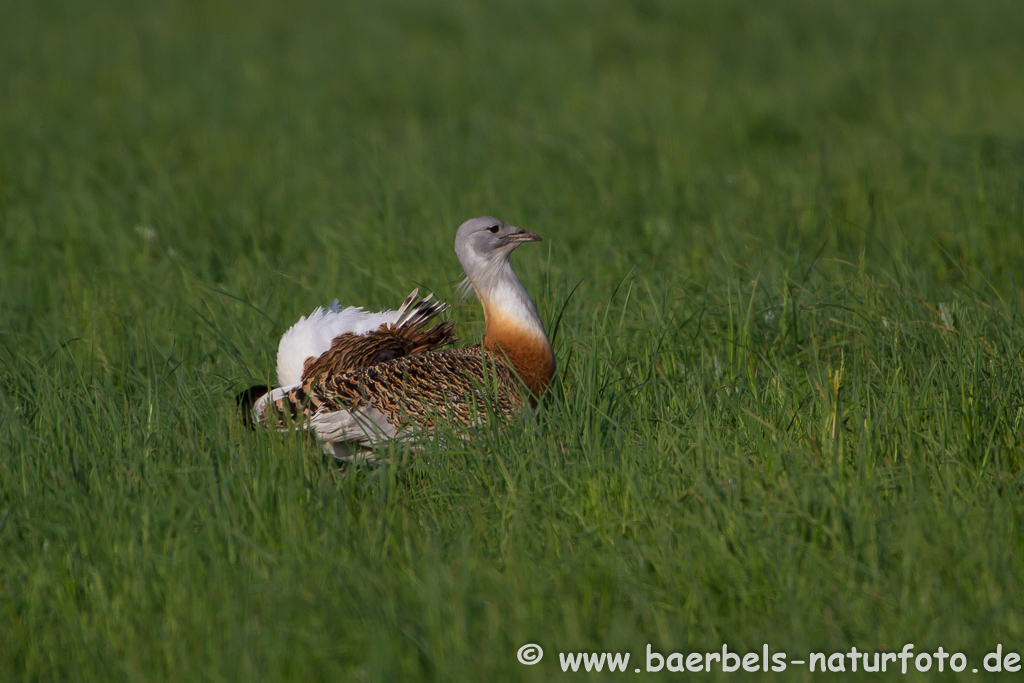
[454,216,541,279]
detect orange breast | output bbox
[482,312,555,397]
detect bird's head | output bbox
[454,216,541,280]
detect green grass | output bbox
[3,0,1024,680]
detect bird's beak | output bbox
[505,227,543,244]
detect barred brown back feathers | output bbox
[263,346,524,433]
[300,319,456,381]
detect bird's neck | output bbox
[473,263,555,397]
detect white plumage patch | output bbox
[276,302,399,387]
[307,405,400,445]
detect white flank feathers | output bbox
[308,405,400,445]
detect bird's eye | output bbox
[487,225,500,234]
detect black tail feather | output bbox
[235,385,269,430]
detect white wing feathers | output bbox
[275,288,436,387]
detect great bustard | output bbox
[240,216,554,459]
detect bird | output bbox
[241,216,555,460]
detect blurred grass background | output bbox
[2,0,1024,680]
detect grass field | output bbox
[3,0,1024,680]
